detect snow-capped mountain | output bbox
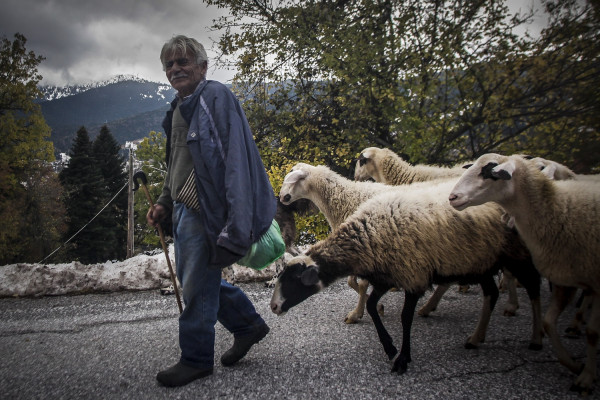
[38,75,177,154]
[38,74,172,101]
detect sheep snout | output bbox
[448,193,468,210]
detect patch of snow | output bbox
[0,244,293,298]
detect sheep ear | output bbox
[300,266,320,286]
[492,160,515,180]
[283,169,308,184]
[540,164,556,179]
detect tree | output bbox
[0,33,58,263]
[209,0,599,172]
[59,127,106,264]
[19,164,67,263]
[92,125,128,260]
[132,131,168,250]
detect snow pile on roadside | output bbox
[0,244,285,298]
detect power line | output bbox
[38,181,129,264]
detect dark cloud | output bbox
[0,0,234,86]
[2,0,565,87]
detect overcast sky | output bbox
[0,0,236,86]
[1,0,549,88]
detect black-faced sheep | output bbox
[272,180,543,374]
[449,153,600,395]
[280,163,401,322]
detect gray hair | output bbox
[160,35,208,71]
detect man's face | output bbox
[164,51,207,97]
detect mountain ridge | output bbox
[39,75,177,154]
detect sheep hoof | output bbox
[344,311,362,324]
[417,306,435,316]
[464,341,479,350]
[391,354,410,374]
[378,303,385,316]
[503,309,517,317]
[569,383,592,397]
[528,342,542,351]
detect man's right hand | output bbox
[147,204,167,228]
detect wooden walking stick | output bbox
[133,170,183,314]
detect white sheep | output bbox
[280,163,400,323]
[448,153,600,395]
[354,147,466,184]
[354,147,502,316]
[272,176,544,374]
[527,156,577,180]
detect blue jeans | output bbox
[172,203,266,369]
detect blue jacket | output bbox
[162,80,276,268]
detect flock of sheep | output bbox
[268,147,599,396]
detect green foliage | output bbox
[56,125,129,263]
[211,0,598,168]
[132,131,168,250]
[92,125,128,260]
[0,33,59,264]
[206,0,599,241]
[19,164,68,263]
[59,127,103,263]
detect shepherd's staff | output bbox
[133,170,183,314]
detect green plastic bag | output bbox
[237,219,286,270]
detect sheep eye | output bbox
[480,162,500,180]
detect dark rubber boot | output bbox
[221,324,270,366]
[156,362,213,387]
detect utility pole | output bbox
[126,144,135,258]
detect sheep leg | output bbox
[366,286,397,360]
[521,278,543,351]
[465,275,498,349]
[345,277,371,323]
[417,284,450,316]
[543,285,582,374]
[347,275,360,293]
[392,291,421,374]
[509,263,543,350]
[501,269,520,316]
[571,294,599,396]
[565,290,592,338]
[527,296,544,351]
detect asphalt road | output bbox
[0,278,596,399]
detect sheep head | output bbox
[279,163,313,205]
[449,153,516,210]
[270,255,323,315]
[354,147,380,181]
[529,157,576,180]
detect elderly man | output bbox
[147,35,276,387]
